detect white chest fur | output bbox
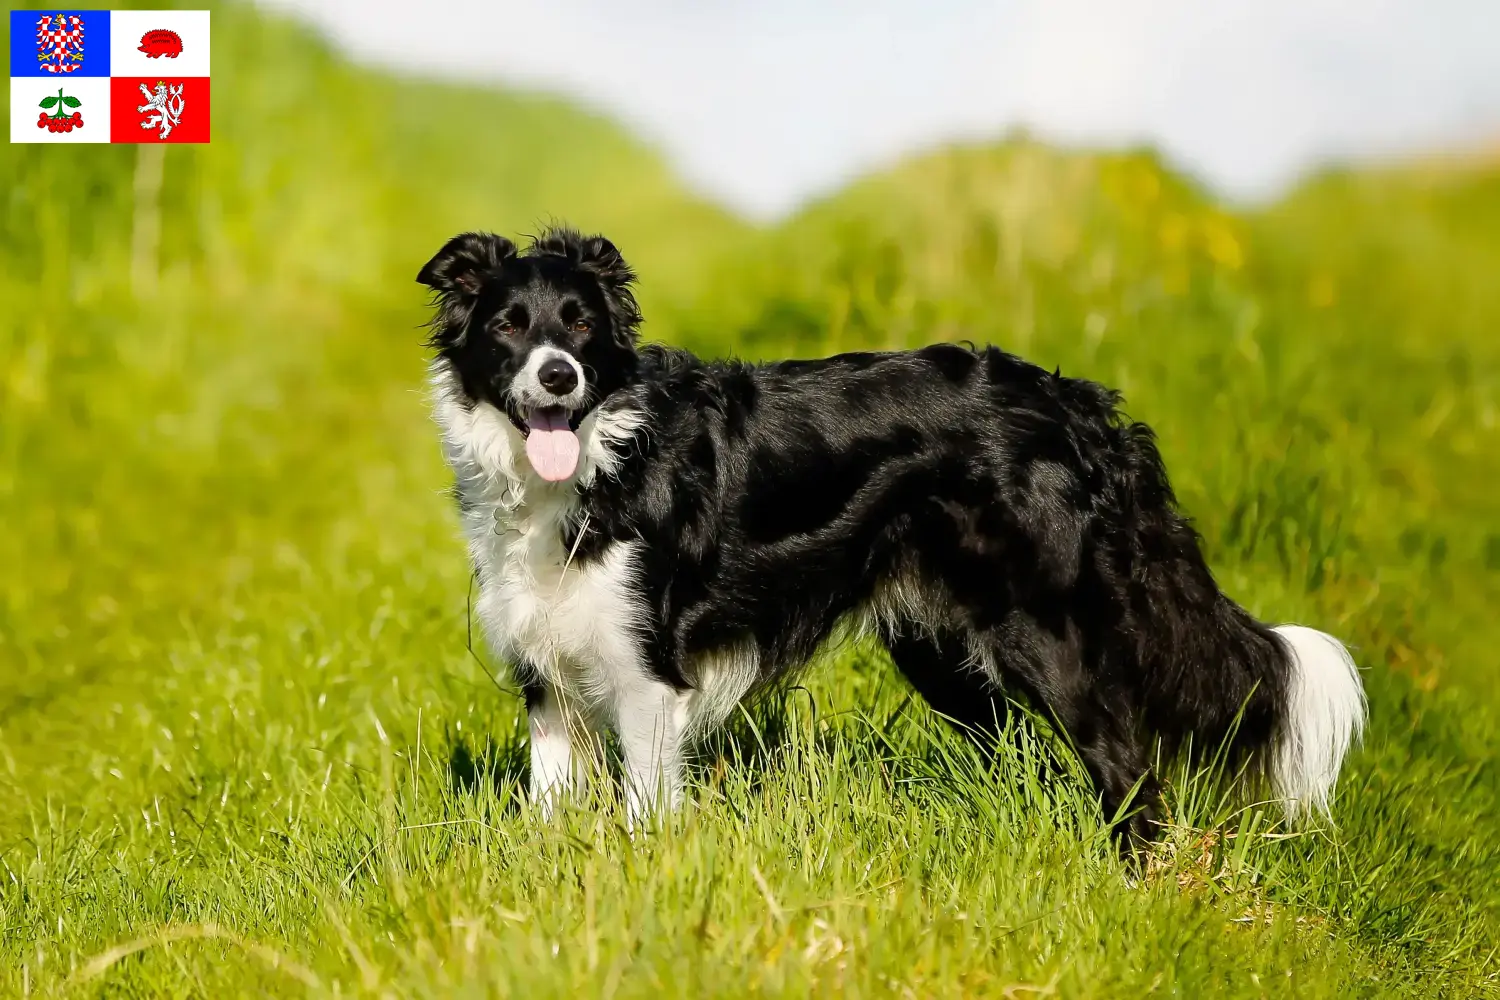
[471,502,646,697]
[430,360,651,705]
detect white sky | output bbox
[260,0,1500,220]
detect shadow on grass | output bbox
[444,726,529,815]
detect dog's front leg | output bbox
[613,674,687,826]
[524,679,596,817]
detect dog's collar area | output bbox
[487,476,585,527]
[496,485,525,512]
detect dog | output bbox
[417,226,1366,842]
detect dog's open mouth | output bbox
[521,406,581,482]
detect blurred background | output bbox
[2,1,1499,994]
[262,0,1500,220]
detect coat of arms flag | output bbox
[10,9,210,144]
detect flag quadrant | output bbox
[10,10,110,77]
[10,9,209,144]
[10,75,109,143]
[110,76,210,143]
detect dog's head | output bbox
[418,228,642,482]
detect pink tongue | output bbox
[524,408,581,482]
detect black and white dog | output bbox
[418,227,1366,841]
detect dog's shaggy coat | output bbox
[418,227,1366,840]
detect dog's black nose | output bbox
[537,358,578,396]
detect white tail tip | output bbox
[1271,625,1367,822]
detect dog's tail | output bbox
[1263,624,1367,818]
[1112,422,1366,821]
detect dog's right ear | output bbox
[417,232,517,295]
[418,233,517,346]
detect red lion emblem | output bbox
[138,29,183,59]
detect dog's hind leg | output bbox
[885,624,1009,736]
[983,616,1161,846]
[1055,687,1159,847]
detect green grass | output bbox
[2,4,1498,996]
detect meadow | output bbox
[2,3,1498,996]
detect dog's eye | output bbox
[571,320,591,334]
[495,321,519,336]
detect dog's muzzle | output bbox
[510,347,588,482]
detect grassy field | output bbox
[3,3,1499,996]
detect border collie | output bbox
[418,227,1366,842]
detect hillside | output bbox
[2,3,1498,996]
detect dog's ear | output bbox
[418,232,517,346]
[417,232,517,295]
[532,228,643,341]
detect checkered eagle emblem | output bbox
[35,13,86,75]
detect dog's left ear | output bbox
[418,232,517,346]
[534,229,643,341]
